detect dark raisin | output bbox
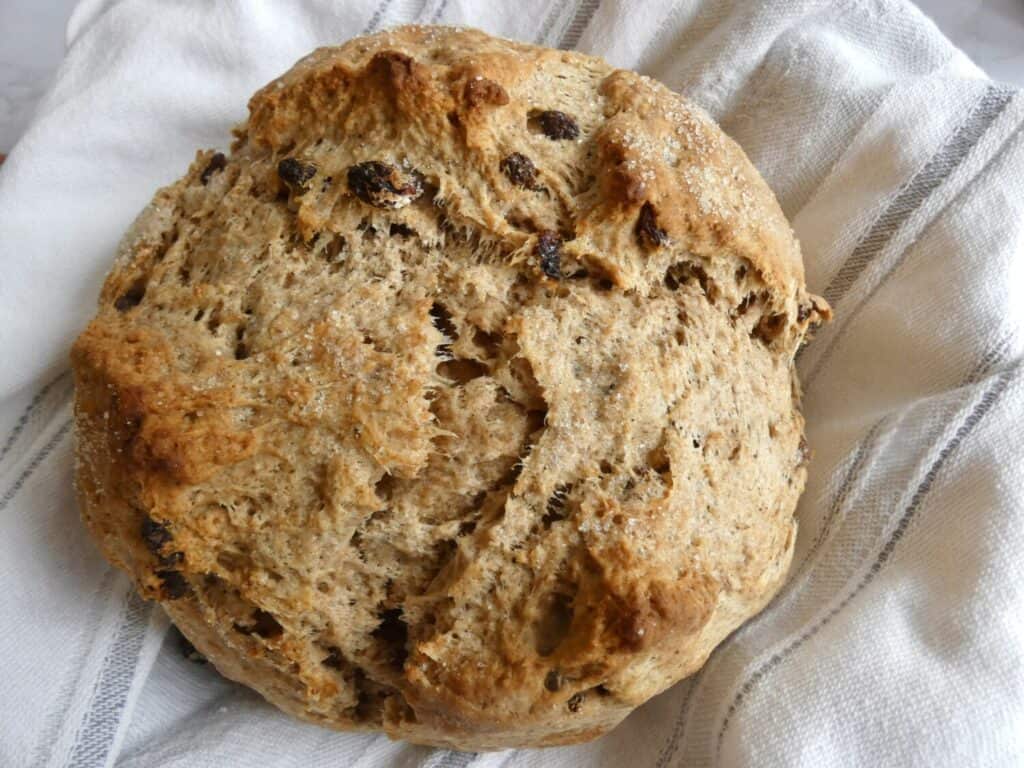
[500,152,539,189]
[323,646,345,670]
[157,569,190,600]
[536,231,562,279]
[114,280,146,312]
[536,110,580,140]
[141,515,172,553]
[158,551,184,567]
[797,303,812,323]
[567,692,585,712]
[636,201,667,248]
[200,152,227,185]
[277,157,317,190]
[347,161,424,209]
[544,670,563,692]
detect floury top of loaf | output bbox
[71,25,829,750]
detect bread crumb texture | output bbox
[71,26,828,750]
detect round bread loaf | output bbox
[71,25,829,750]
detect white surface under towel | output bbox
[0,1,1022,766]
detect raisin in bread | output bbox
[71,25,829,751]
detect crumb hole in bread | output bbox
[375,473,396,502]
[372,608,409,670]
[436,357,488,384]
[389,222,417,239]
[646,443,670,475]
[471,327,502,358]
[205,302,223,334]
[429,301,458,357]
[753,312,787,345]
[322,646,345,669]
[234,324,249,360]
[665,261,716,301]
[542,484,572,528]
[534,591,574,656]
[734,292,756,316]
[234,609,283,639]
[113,279,147,312]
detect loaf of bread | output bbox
[71,25,829,750]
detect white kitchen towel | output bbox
[1,0,1022,766]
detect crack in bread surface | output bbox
[71,25,827,751]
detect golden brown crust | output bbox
[72,25,827,750]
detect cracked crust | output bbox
[71,26,828,750]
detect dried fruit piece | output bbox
[567,692,585,712]
[536,110,579,140]
[114,280,146,312]
[635,201,667,248]
[536,231,562,279]
[141,515,172,553]
[159,551,185,567]
[500,152,539,189]
[200,152,227,185]
[157,569,190,600]
[348,161,424,209]
[277,157,317,190]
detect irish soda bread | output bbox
[71,26,829,750]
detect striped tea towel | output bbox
[0,0,1022,766]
